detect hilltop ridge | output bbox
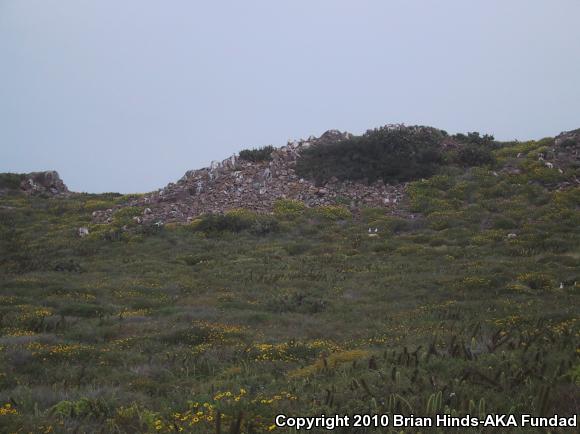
[2,124,578,230]
[91,124,579,227]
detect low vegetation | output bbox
[0,135,578,433]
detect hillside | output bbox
[0,125,579,433]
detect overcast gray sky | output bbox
[1,1,579,193]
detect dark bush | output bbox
[0,173,25,190]
[296,126,446,184]
[238,145,274,162]
[59,303,108,318]
[456,145,496,167]
[266,292,327,314]
[54,259,83,272]
[284,241,312,256]
[453,131,496,146]
[194,213,252,233]
[160,325,212,346]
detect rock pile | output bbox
[554,128,580,169]
[93,130,408,225]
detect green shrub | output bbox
[107,403,159,433]
[360,207,387,221]
[394,244,425,255]
[193,209,279,235]
[517,272,554,291]
[284,241,312,256]
[381,216,412,233]
[113,206,144,225]
[453,131,495,146]
[51,398,112,419]
[273,199,306,219]
[83,198,115,212]
[428,174,454,190]
[427,211,461,230]
[410,196,454,215]
[492,217,518,230]
[238,145,274,162]
[160,325,212,346]
[448,180,477,202]
[458,276,492,291]
[553,188,580,209]
[59,303,109,318]
[266,291,327,314]
[456,145,496,167]
[312,205,351,221]
[88,224,124,242]
[494,140,538,159]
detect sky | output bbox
[1,1,579,193]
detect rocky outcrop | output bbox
[93,130,408,225]
[555,128,580,148]
[538,129,580,176]
[19,171,70,196]
[0,171,69,197]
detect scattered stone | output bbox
[78,227,90,237]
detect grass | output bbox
[0,139,578,433]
